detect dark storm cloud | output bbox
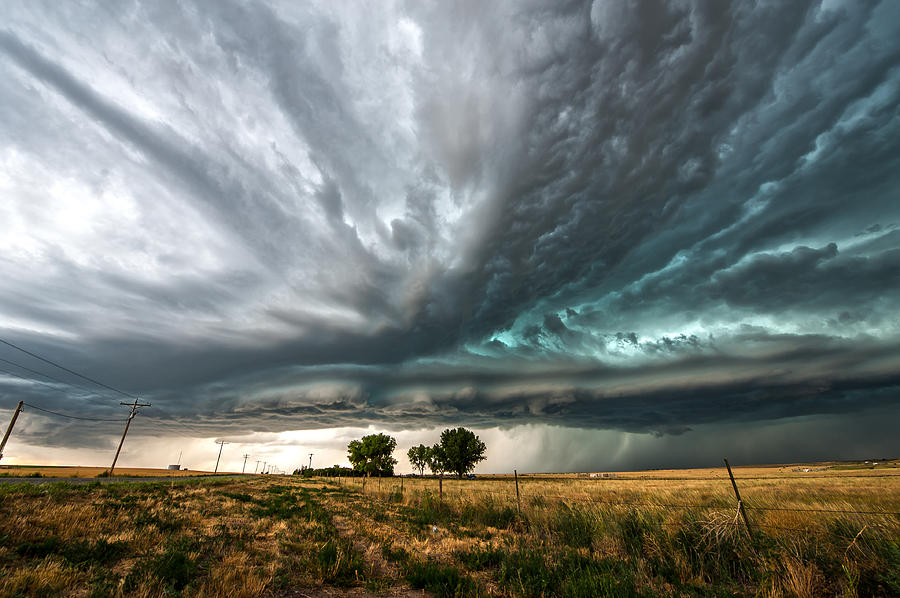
[1,0,899,465]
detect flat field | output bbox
[0,461,898,597]
[0,465,220,478]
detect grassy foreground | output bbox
[0,464,897,597]
[0,466,220,478]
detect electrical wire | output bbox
[0,365,66,392]
[0,337,137,399]
[22,402,127,423]
[139,409,210,437]
[0,356,112,396]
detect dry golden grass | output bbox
[1,461,898,596]
[0,465,235,477]
[324,462,899,596]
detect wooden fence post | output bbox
[724,458,753,536]
[514,469,521,513]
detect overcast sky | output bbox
[1,0,899,473]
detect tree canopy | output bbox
[438,427,486,478]
[407,444,430,476]
[426,443,446,476]
[347,433,397,477]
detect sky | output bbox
[1,0,899,474]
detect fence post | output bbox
[514,469,521,513]
[724,458,753,536]
[439,473,443,504]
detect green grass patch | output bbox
[15,536,128,568]
[498,548,642,598]
[405,560,482,598]
[123,538,198,595]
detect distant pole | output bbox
[514,469,521,513]
[263,461,267,474]
[110,399,151,476]
[724,458,752,535]
[242,454,250,473]
[214,440,228,473]
[254,460,260,474]
[0,401,24,462]
[308,453,314,470]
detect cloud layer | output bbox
[1,0,899,468]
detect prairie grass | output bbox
[0,462,897,596]
[0,477,387,597]
[330,464,900,597]
[0,465,222,477]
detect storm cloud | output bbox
[1,0,899,471]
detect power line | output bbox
[0,337,136,399]
[140,411,210,437]
[21,402,127,423]
[0,366,62,391]
[0,356,114,397]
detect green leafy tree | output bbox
[438,427,486,478]
[426,443,446,476]
[407,444,430,476]
[347,433,397,478]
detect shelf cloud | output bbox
[2,0,899,470]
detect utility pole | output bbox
[0,401,24,462]
[308,453,313,470]
[242,453,250,473]
[262,461,267,474]
[110,399,151,476]
[214,440,228,473]
[254,460,260,474]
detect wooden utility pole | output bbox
[110,399,151,476]
[242,453,250,473]
[214,440,228,473]
[724,458,753,536]
[0,401,24,462]
[308,453,313,470]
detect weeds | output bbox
[2,471,899,597]
[123,537,198,594]
[15,537,128,568]
[404,560,482,598]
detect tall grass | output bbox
[1,467,898,596]
[333,469,900,596]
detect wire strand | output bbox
[0,337,137,399]
[0,366,66,392]
[22,402,128,423]
[0,356,110,396]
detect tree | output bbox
[347,433,397,479]
[407,444,430,476]
[426,443,446,476]
[438,427,486,478]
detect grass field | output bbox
[0,465,224,478]
[0,461,897,597]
